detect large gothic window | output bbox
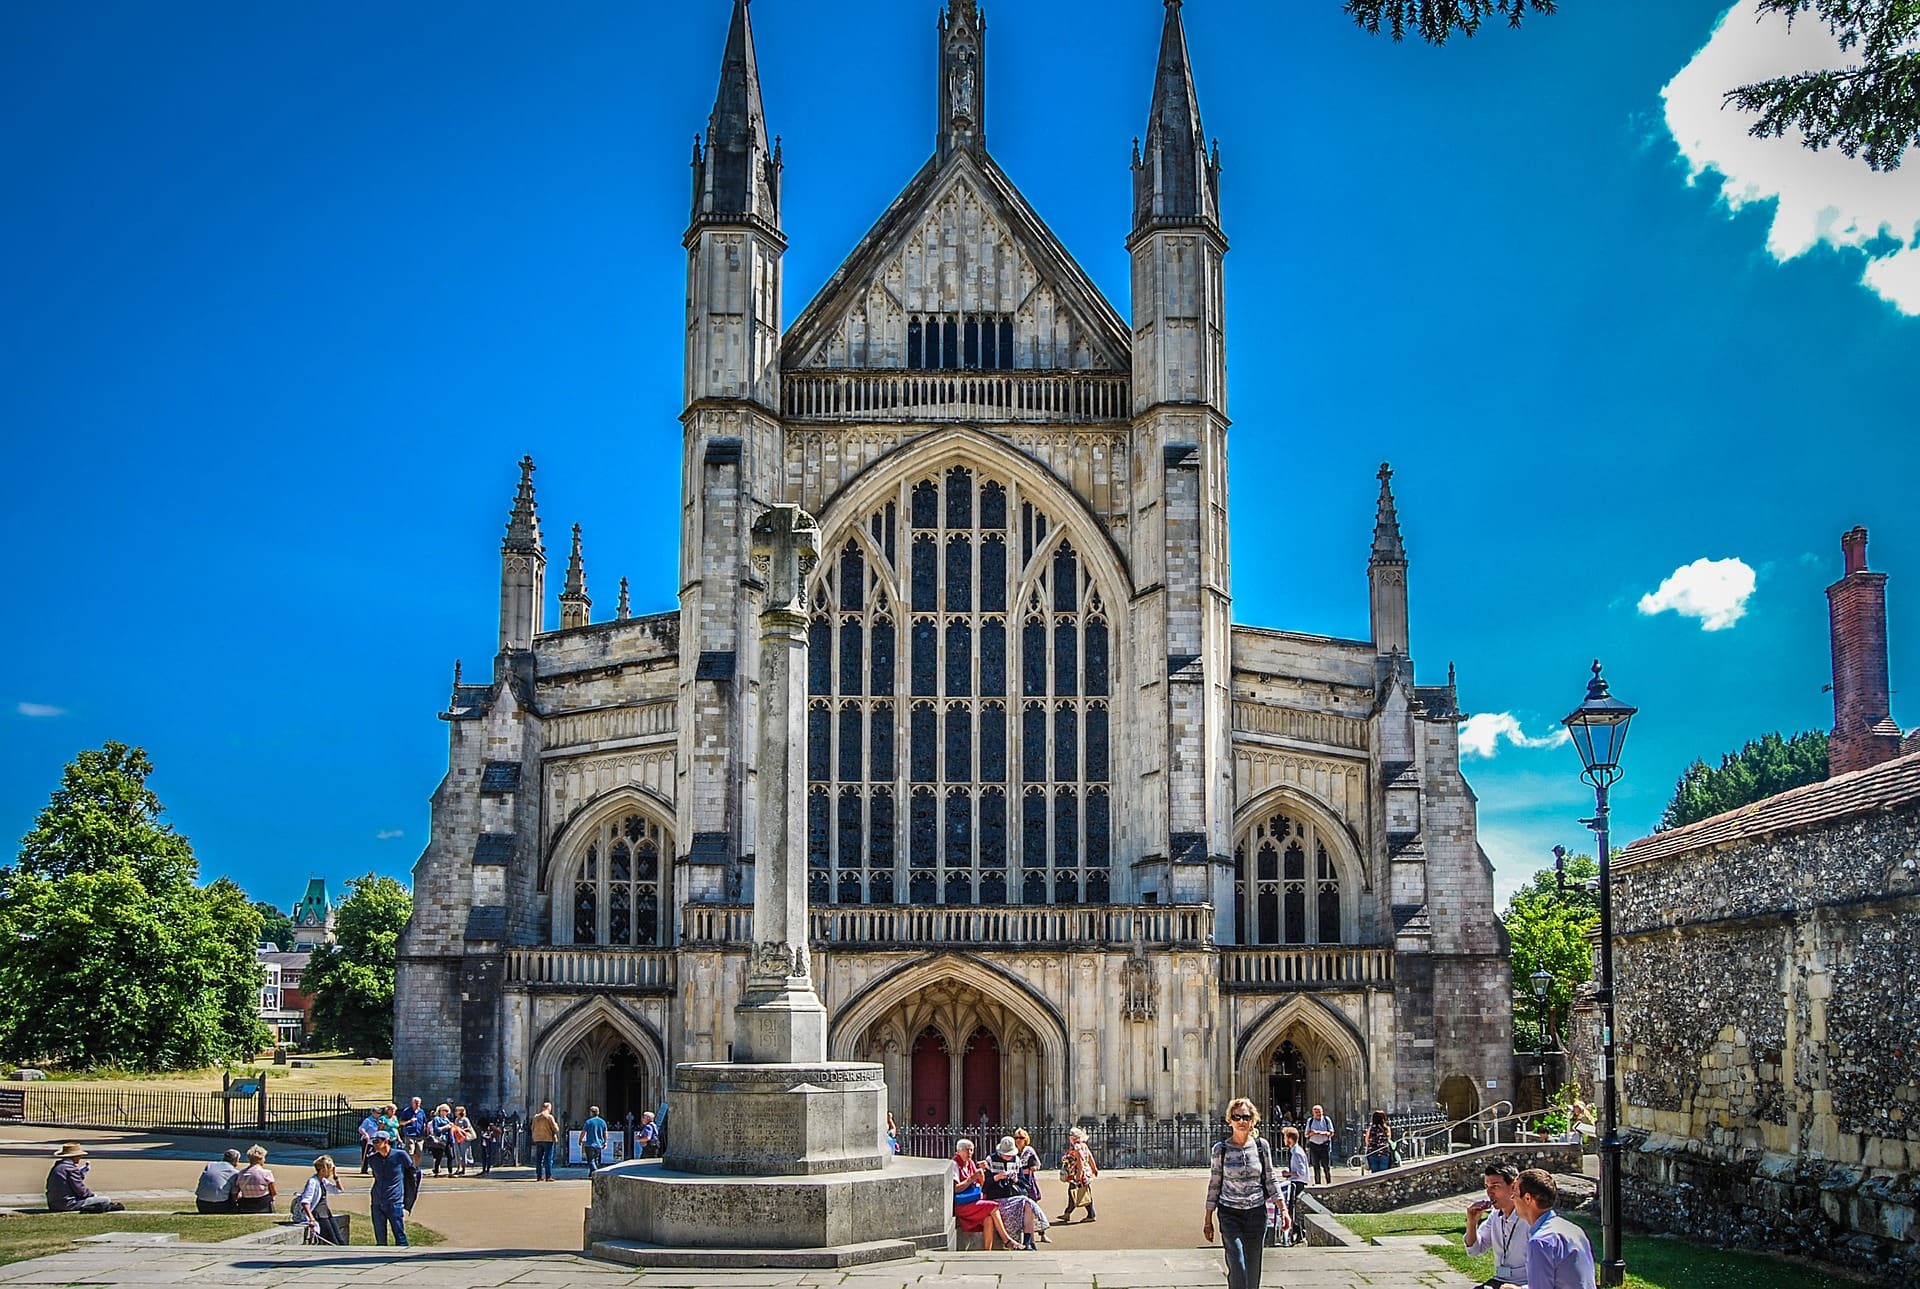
[568,814,663,946]
[807,466,1112,905]
[1233,811,1344,946]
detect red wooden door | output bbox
[911,1028,950,1126]
[961,1027,1001,1127]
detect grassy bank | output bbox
[20,1055,392,1102]
[0,1202,443,1266]
[1336,1212,1870,1288]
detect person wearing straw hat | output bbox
[45,1143,123,1213]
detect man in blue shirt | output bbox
[356,1111,382,1174]
[581,1106,608,1171]
[1513,1168,1597,1289]
[366,1131,420,1246]
[636,1110,659,1159]
[398,1097,427,1164]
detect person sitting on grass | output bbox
[193,1149,243,1214]
[232,1145,277,1213]
[45,1143,123,1213]
[292,1155,347,1245]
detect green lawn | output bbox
[1335,1212,1868,1289]
[0,1202,443,1266]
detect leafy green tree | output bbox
[1344,0,1556,45]
[1503,851,1599,1056]
[254,901,297,952]
[1660,729,1828,831]
[0,743,271,1069]
[304,874,411,1057]
[1727,1,1920,172]
[1346,1,1919,173]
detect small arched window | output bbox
[571,815,663,946]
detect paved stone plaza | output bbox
[0,1244,1453,1288]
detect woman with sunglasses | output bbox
[1203,1097,1288,1289]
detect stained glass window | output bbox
[566,815,665,945]
[1233,812,1344,946]
[802,468,1113,904]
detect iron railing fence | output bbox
[6,1085,382,1149]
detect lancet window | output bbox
[906,313,1017,371]
[566,814,663,946]
[807,466,1112,905]
[1233,811,1344,946]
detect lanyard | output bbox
[1496,1211,1523,1269]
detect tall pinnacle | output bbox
[616,576,631,621]
[502,456,542,553]
[692,0,780,231]
[1133,0,1220,235]
[559,523,592,629]
[1371,462,1406,564]
[937,0,988,163]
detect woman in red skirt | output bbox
[951,1138,1017,1250]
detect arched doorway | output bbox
[552,1021,658,1128]
[1438,1074,1480,1142]
[842,971,1054,1127]
[911,1028,951,1126]
[1268,1040,1308,1125]
[961,1028,1000,1127]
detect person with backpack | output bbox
[1202,1097,1290,1289]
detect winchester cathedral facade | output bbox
[396,0,1511,1135]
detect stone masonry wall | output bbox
[1612,807,1920,1281]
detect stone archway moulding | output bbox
[537,783,676,895]
[1231,782,1371,897]
[1233,993,1371,1106]
[810,425,1136,604]
[527,995,667,1106]
[828,951,1069,1082]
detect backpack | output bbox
[1214,1135,1276,1201]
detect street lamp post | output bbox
[1563,660,1636,1288]
[1530,967,1552,1110]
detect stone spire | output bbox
[691,0,780,231]
[1132,0,1220,236]
[498,456,547,652]
[1369,463,1410,656]
[937,0,988,163]
[1371,462,1406,564]
[502,455,542,553]
[559,523,592,630]
[616,576,631,621]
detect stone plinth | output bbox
[583,1155,953,1256]
[666,1061,888,1176]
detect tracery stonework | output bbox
[394,0,1511,1134]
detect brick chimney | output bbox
[1827,526,1904,775]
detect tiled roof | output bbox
[464,906,507,942]
[480,762,521,793]
[473,834,515,866]
[1618,749,1920,868]
[257,951,312,969]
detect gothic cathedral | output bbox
[396,0,1512,1137]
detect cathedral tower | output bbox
[499,455,545,651]
[679,0,787,895]
[1128,0,1233,927]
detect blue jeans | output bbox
[535,1141,556,1180]
[585,1145,603,1171]
[1216,1202,1267,1289]
[371,1198,408,1246]
[1367,1150,1394,1173]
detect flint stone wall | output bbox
[1613,801,1920,1283]
[1312,1141,1581,1214]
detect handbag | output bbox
[953,1184,982,1206]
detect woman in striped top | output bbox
[1202,1097,1288,1289]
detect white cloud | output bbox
[1662,3,1920,314]
[1637,556,1757,630]
[17,702,66,718]
[375,829,405,841]
[1459,713,1572,758]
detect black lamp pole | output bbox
[1530,967,1552,1109]
[1563,660,1635,1288]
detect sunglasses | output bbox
[1230,1113,1253,1122]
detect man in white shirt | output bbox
[1463,1161,1528,1288]
[1303,1105,1336,1184]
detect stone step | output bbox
[591,1237,921,1269]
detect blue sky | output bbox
[3,1,1915,911]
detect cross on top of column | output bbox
[751,504,820,614]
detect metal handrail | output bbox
[1406,1100,1516,1156]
